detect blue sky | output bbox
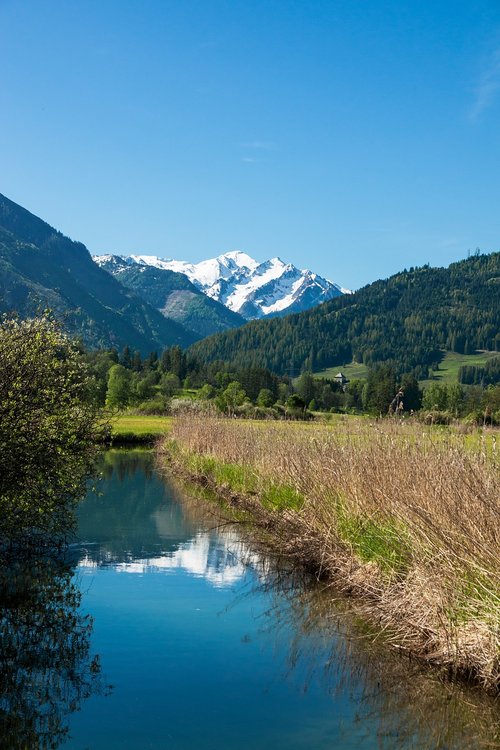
[1,0,500,289]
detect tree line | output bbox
[83,342,500,424]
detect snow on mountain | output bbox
[126,250,258,290]
[94,250,347,320]
[93,253,135,272]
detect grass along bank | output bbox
[159,416,500,693]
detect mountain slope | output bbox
[94,254,246,338]
[189,253,500,377]
[124,250,346,319]
[0,194,196,353]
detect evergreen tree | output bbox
[295,372,316,405]
[132,350,142,371]
[120,345,132,369]
[399,374,423,411]
[363,366,397,414]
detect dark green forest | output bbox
[189,252,500,379]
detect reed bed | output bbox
[160,415,500,693]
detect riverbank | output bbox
[158,415,500,694]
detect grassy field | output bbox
[313,362,369,381]
[419,350,498,387]
[110,414,172,442]
[314,350,498,387]
[162,415,500,693]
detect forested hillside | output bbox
[189,253,500,377]
[0,194,196,353]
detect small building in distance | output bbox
[334,371,349,390]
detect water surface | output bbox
[54,450,499,749]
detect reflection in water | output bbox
[77,449,264,587]
[258,571,500,750]
[79,529,261,587]
[0,550,105,749]
[69,450,500,750]
[166,467,500,749]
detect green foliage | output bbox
[105,364,131,408]
[398,373,423,412]
[295,372,316,404]
[422,382,463,415]
[159,372,181,397]
[198,383,216,400]
[132,370,158,401]
[363,365,396,414]
[215,381,248,413]
[286,394,306,412]
[345,379,365,410]
[459,355,500,386]
[256,388,274,407]
[0,316,104,541]
[133,397,171,416]
[85,350,118,405]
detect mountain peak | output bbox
[218,250,258,270]
[105,250,346,319]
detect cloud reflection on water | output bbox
[77,529,264,588]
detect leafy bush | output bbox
[0,316,104,542]
[134,397,171,415]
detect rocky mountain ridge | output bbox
[94,250,348,319]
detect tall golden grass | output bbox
[161,415,499,692]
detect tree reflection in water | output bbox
[0,549,107,749]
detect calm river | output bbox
[52,450,498,749]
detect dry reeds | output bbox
[160,415,500,692]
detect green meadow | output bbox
[419,350,498,386]
[110,415,172,443]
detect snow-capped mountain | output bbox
[93,251,348,320]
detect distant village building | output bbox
[334,372,349,390]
